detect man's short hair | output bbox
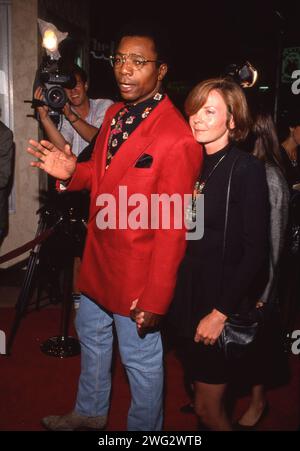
[60,62,88,84]
[114,22,171,66]
[70,64,88,84]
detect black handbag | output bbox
[217,156,262,360]
[218,311,261,360]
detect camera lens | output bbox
[45,86,67,110]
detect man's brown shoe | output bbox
[42,410,107,431]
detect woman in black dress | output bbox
[278,113,300,331]
[236,112,289,429]
[280,111,300,189]
[168,78,269,430]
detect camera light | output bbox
[238,62,258,88]
[38,19,68,60]
[225,61,258,89]
[42,29,58,53]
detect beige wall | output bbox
[0,0,39,267]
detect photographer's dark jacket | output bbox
[0,121,13,235]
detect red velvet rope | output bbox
[0,227,55,265]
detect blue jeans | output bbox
[74,294,163,431]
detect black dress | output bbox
[280,145,300,189]
[278,149,300,331]
[168,144,269,384]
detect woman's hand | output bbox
[194,308,227,345]
[27,139,77,181]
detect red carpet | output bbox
[0,308,299,431]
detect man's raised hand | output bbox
[27,139,77,181]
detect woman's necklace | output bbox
[284,146,298,167]
[186,152,228,223]
[196,153,227,194]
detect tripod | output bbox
[40,248,81,358]
[40,203,86,358]
[6,199,86,357]
[6,207,57,354]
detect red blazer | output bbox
[66,96,203,316]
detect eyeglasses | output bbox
[109,53,162,71]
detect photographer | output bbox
[34,64,113,156]
[34,64,113,302]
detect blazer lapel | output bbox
[91,102,124,188]
[94,96,172,196]
[97,133,155,195]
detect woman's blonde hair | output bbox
[184,77,251,142]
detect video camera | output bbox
[36,56,76,112]
[224,61,258,88]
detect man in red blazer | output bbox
[27,24,203,431]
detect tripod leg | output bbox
[40,209,82,358]
[40,254,80,358]
[6,218,48,355]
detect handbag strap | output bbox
[219,155,240,305]
[222,155,240,261]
